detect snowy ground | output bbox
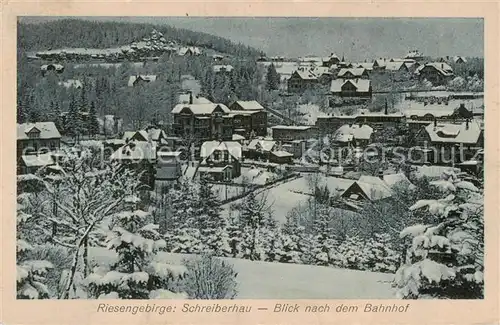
[222,175,355,223]
[296,103,323,125]
[89,247,396,299]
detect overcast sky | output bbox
[20,17,483,61]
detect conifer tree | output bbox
[394,171,484,299]
[266,63,280,90]
[86,196,187,299]
[88,101,100,137]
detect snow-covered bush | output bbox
[25,243,74,298]
[183,254,238,299]
[86,202,187,299]
[363,233,400,273]
[335,236,370,270]
[394,171,484,299]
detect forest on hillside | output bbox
[17,19,264,58]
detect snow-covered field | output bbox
[89,247,396,299]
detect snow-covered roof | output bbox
[147,128,166,141]
[128,75,157,87]
[355,175,393,201]
[110,141,156,161]
[171,103,230,115]
[232,134,246,141]
[232,100,264,111]
[40,64,64,71]
[384,61,407,71]
[178,47,201,56]
[58,79,83,89]
[200,140,242,160]
[413,166,461,179]
[453,56,467,63]
[332,124,373,142]
[337,68,367,78]
[21,153,55,168]
[271,125,312,131]
[425,120,481,144]
[292,69,318,80]
[247,139,276,152]
[354,62,374,70]
[330,79,371,93]
[271,150,293,157]
[198,166,231,173]
[415,62,454,76]
[213,65,234,73]
[17,122,61,140]
[382,173,414,189]
[405,50,424,58]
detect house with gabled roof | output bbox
[453,56,468,64]
[337,68,369,79]
[110,141,157,188]
[415,62,454,85]
[332,124,374,147]
[41,64,64,76]
[213,65,234,74]
[228,100,267,137]
[244,139,277,160]
[178,46,201,56]
[414,119,483,164]
[341,173,415,202]
[330,79,372,98]
[128,75,157,87]
[196,140,242,180]
[171,102,233,143]
[287,68,318,93]
[17,122,61,173]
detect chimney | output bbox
[384,99,388,115]
[466,118,469,130]
[189,91,193,104]
[434,118,437,128]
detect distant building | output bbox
[316,110,405,134]
[171,101,233,143]
[178,47,202,56]
[198,141,242,180]
[213,65,234,74]
[271,125,315,141]
[244,139,277,160]
[110,141,157,188]
[155,151,183,186]
[332,124,374,147]
[341,173,414,202]
[287,68,318,93]
[330,79,372,98]
[414,119,483,164]
[404,50,425,61]
[41,64,64,76]
[322,53,341,67]
[415,62,454,85]
[453,56,468,64]
[269,150,294,164]
[228,100,267,137]
[17,122,61,158]
[337,68,369,80]
[128,75,157,87]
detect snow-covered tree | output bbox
[40,148,147,298]
[193,178,229,255]
[86,197,187,299]
[309,204,339,266]
[363,233,400,273]
[394,171,484,299]
[335,236,369,270]
[278,215,310,264]
[17,196,53,299]
[236,191,274,261]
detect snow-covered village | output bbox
[16,17,484,300]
